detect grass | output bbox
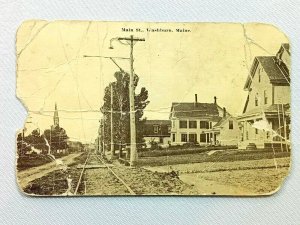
[17,155,53,171]
[17,152,77,171]
[138,146,238,157]
[137,149,290,167]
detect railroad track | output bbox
[74,152,135,195]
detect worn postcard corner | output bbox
[16,21,291,196]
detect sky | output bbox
[16,21,288,143]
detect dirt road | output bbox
[17,153,82,190]
[145,157,290,195]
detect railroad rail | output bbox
[74,152,90,195]
[74,152,135,195]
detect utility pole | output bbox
[110,83,115,158]
[83,35,145,166]
[98,122,101,154]
[277,103,283,152]
[49,126,52,155]
[282,103,288,152]
[117,35,145,166]
[102,117,105,156]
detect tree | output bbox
[100,71,149,150]
[30,129,47,152]
[17,132,29,155]
[17,129,48,155]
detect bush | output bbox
[149,141,159,150]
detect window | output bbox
[255,94,258,106]
[181,133,187,142]
[229,120,233,130]
[246,131,249,140]
[179,120,187,128]
[207,133,210,143]
[153,125,159,134]
[172,120,175,128]
[167,125,171,133]
[189,120,197,129]
[266,132,270,139]
[264,90,268,104]
[209,122,212,129]
[200,133,206,142]
[189,134,197,143]
[172,134,176,142]
[200,121,209,129]
[258,67,264,82]
[255,128,258,134]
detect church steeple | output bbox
[53,102,59,127]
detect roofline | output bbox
[170,116,222,120]
[143,134,171,137]
[169,102,233,118]
[171,102,222,105]
[281,43,290,55]
[237,109,290,120]
[244,57,259,90]
[170,102,229,112]
[213,115,235,128]
[244,54,291,90]
[145,120,171,123]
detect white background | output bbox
[0,1,299,224]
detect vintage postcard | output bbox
[16,21,291,196]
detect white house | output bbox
[169,95,238,146]
[212,115,239,146]
[237,43,290,150]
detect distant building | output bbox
[52,102,59,129]
[169,95,238,146]
[143,120,171,145]
[50,103,69,154]
[67,140,84,152]
[237,43,290,150]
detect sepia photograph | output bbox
[16,21,291,196]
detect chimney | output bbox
[223,107,226,118]
[214,96,217,104]
[194,94,198,107]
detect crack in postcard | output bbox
[16,21,291,196]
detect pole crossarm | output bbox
[118,37,145,42]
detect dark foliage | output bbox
[100,71,150,150]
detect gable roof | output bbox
[213,116,227,128]
[257,56,290,83]
[170,102,221,119]
[281,43,290,55]
[213,115,236,129]
[244,56,290,90]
